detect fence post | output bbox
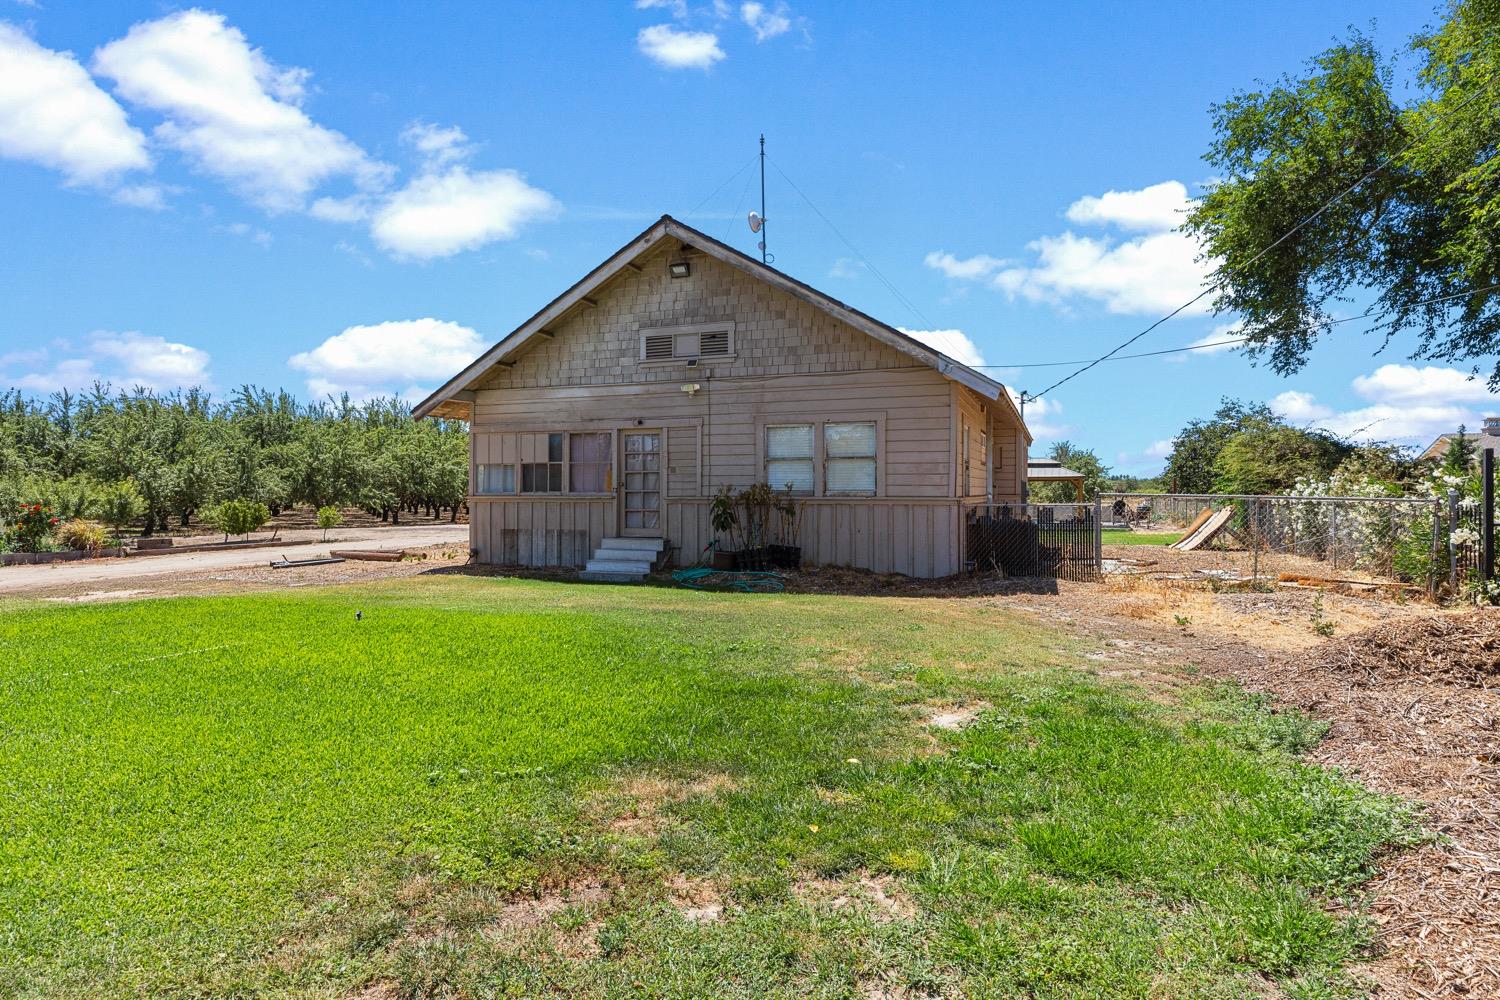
[1250,498,1260,583]
[1484,448,1495,586]
[1094,494,1102,579]
[1448,488,1459,592]
[1330,503,1339,571]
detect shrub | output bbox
[316,505,342,540]
[58,518,109,553]
[97,480,147,533]
[205,498,271,542]
[8,504,57,552]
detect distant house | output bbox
[415,215,1032,578]
[1418,416,1500,463]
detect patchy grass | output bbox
[0,577,1411,998]
[1102,528,1182,546]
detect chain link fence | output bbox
[1101,492,1448,593]
[964,502,1101,581]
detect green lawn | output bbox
[1101,528,1182,546]
[0,577,1410,998]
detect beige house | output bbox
[415,215,1032,579]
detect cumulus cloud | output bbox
[92,10,390,212]
[2,331,213,392]
[370,168,559,260]
[1165,323,1244,363]
[926,181,1214,315]
[637,24,725,69]
[288,318,484,399]
[1063,180,1189,231]
[401,121,472,168]
[898,327,987,367]
[1269,363,1499,444]
[741,2,791,40]
[1011,392,1066,439]
[0,23,150,187]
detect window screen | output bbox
[824,421,876,493]
[475,463,515,495]
[766,424,815,492]
[569,432,611,493]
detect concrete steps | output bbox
[579,537,665,583]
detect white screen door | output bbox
[620,430,662,536]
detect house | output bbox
[1419,417,1500,464]
[415,215,1032,579]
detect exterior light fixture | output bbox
[669,261,691,278]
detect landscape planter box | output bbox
[735,547,771,572]
[1,548,125,566]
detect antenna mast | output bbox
[758,134,768,263]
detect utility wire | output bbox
[682,155,758,221]
[765,155,937,329]
[978,283,1500,368]
[1024,75,1498,402]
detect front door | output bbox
[620,430,662,536]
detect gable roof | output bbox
[414,214,1025,434]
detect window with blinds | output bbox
[766,424,815,493]
[825,421,877,494]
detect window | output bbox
[476,463,515,495]
[825,421,877,493]
[766,424,815,493]
[522,433,564,493]
[569,432,612,493]
[640,325,733,364]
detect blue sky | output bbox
[2,0,1494,475]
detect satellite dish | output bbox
[748,211,763,234]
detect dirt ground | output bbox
[10,540,1495,998]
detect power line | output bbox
[682,155,757,221]
[1023,75,1498,403]
[980,283,1500,368]
[765,155,937,329]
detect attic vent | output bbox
[643,333,674,361]
[639,325,734,364]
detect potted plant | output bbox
[769,484,801,569]
[736,483,775,571]
[709,485,739,570]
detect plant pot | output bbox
[769,544,801,569]
[711,549,737,571]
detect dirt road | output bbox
[0,523,468,595]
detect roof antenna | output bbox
[748,134,772,264]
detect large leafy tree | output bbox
[1163,399,1277,494]
[1187,1,1500,381]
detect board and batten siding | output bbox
[463,240,1027,577]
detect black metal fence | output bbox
[965,502,1101,581]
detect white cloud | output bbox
[111,182,170,209]
[1350,364,1496,406]
[0,23,150,187]
[1145,438,1174,459]
[637,24,725,69]
[1165,323,1243,363]
[218,221,273,248]
[370,167,559,260]
[1011,392,1066,439]
[288,318,484,399]
[3,331,213,392]
[308,194,371,223]
[898,327,987,367]
[923,250,1007,281]
[93,10,389,212]
[1269,363,1500,444]
[1064,180,1188,232]
[927,181,1214,316]
[741,2,791,40]
[829,256,865,279]
[401,121,471,168]
[636,0,690,15]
